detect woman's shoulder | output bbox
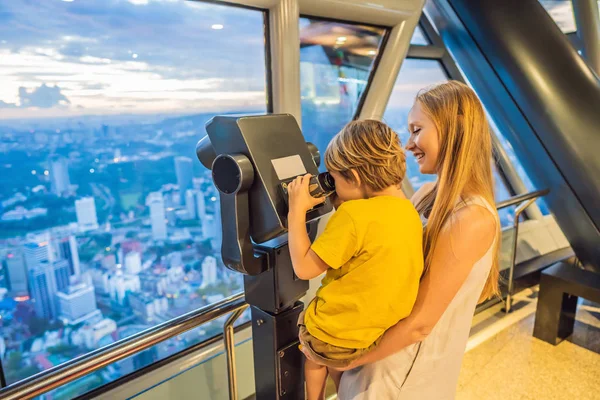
[442,200,497,261]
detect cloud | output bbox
[19,84,71,108]
[0,100,17,108]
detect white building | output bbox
[75,197,99,232]
[23,234,55,269]
[201,256,218,288]
[56,282,101,325]
[167,265,185,284]
[79,318,117,349]
[146,192,167,241]
[49,155,71,196]
[129,293,169,323]
[109,273,141,305]
[185,189,197,219]
[196,191,207,221]
[124,251,142,275]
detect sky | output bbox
[0,0,268,119]
[0,0,582,121]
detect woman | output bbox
[304,81,500,399]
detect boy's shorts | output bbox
[297,311,380,369]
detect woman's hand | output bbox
[287,174,325,216]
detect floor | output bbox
[457,287,600,400]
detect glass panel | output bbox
[489,118,551,216]
[411,25,429,45]
[0,0,266,393]
[382,59,516,226]
[300,18,386,166]
[539,0,576,33]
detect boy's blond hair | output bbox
[324,119,406,192]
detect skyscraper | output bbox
[213,198,223,248]
[147,192,167,241]
[174,157,193,205]
[29,260,71,320]
[196,191,207,221]
[53,260,70,293]
[3,251,28,296]
[201,256,218,288]
[185,189,197,219]
[23,239,54,270]
[75,197,99,232]
[49,155,71,196]
[55,236,81,277]
[56,282,100,325]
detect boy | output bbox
[286,120,424,399]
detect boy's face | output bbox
[329,170,364,202]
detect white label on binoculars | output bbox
[271,155,307,180]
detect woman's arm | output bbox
[345,204,497,368]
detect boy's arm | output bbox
[287,174,329,280]
[288,211,329,280]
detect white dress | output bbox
[338,196,498,400]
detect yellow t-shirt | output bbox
[304,196,423,349]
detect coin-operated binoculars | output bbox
[196,114,333,400]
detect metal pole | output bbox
[505,197,537,313]
[224,305,249,400]
[573,0,600,76]
[0,293,246,400]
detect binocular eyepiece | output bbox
[280,172,336,206]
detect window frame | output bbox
[298,14,391,122]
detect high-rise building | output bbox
[29,260,71,320]
[3,251,28,296]
[147,192,167,241]
[124,251,142,275]
[185,190,197,219]
[75,197,99,232]
[53,260,70,293]
[56,282,100,325]
[196,191,207,221]
[49,155,71,196]
[174,157,193,205]
[201,256,218,288]
[213,198,223,248]
[55,236,81,277]
[23,238,54,270]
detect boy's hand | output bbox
[287,174,325,215]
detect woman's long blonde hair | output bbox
[414,81,500,302]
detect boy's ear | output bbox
[350,169,361,186]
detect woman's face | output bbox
[406,101,440,175]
